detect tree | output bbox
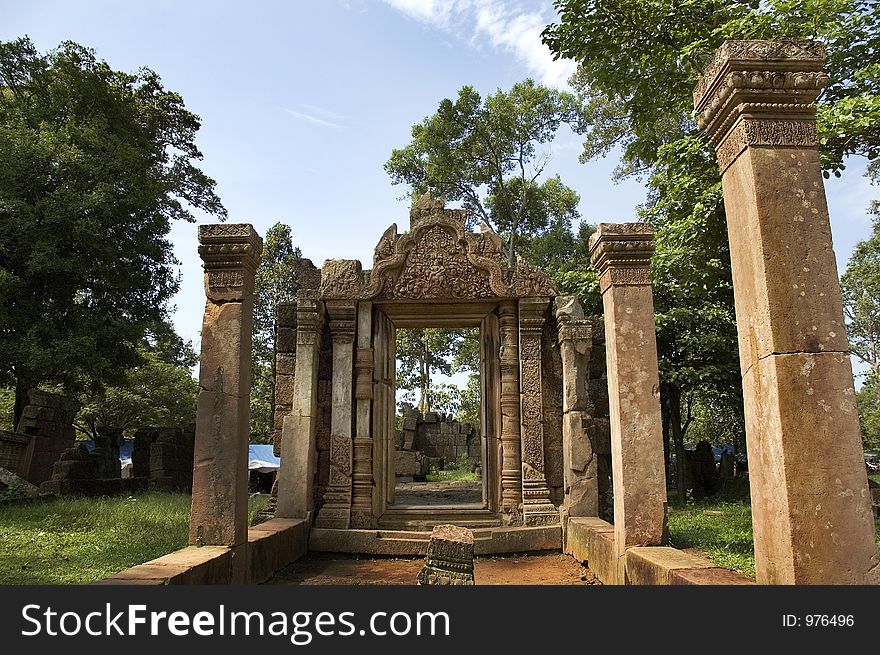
[250,222,308,442]
[396,328,461,415]
[385,79,583,267]
[74,347,198,440]
[841,215,880,377]
[0,37,225,426]
[543,0,880,497]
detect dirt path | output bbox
[392,480,482,506]
[269,552,599,585]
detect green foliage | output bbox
[385,79,583,265]
[250,222,306,443]
[0,493,268,584]
[396,327,478,415]
[856,374,880,452]
[425,454,478,482]
[543,0,880,462]
[841,215,880,375]
[0,37,224,420]
[75,347,197,438]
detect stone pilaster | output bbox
[190,223,262,583]
[555,296,597,518]
[519,297,559,526]
[276,290,324,520]
[589,223,667,584]
[695,40,879,584]
[273,302,297,457]
[350,301,375,528]
[315,300,356,529]
[498,301,523,525]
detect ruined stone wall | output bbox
[149,426,195,492]
[15,390,79,486]
[394,409,481,477]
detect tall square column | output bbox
[590,224,667,583]
[190,224,262,582]
[694,40,879,583]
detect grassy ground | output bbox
[667,480,880,580]
[0,492,269,584]
[870,474,880,485]
[425,469,479,482]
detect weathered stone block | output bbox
[625,546,715,586]
[418,524,474,585]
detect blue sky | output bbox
[2,0,876,363]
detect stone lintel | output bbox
[589,223,654,294]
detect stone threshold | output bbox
[565,517,754,585]
[309,524,561,557]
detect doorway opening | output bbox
[392,326,482,508]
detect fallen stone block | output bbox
[418,524,474,585]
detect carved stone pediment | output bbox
[319,195,557,301]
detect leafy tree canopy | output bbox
[0,37,225,423]
[385,79,584,266]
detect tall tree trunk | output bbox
[13,378,30,431]
[663,382,688,506]
[661,391,671,482]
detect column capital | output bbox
[198,224,263,301]
[589,223,654,294]
[325,300,357,343]
[693,40,828,173]
[519,297,550,335]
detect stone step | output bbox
[308,525,562,556]
[378,506,502,530]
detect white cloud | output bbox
[382,0,575,88]
[284,106,344,129]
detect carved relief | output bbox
[320,260,364,299]
[715,118,818,173]
[693,39,825,108]
[391,225,494,299]
[317,196,556,303]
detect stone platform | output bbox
[309,524,561,557]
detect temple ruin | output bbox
[101,39,879,586]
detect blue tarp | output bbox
[80,440,280,472]
[81,439,134,462]
[248,444,280,472]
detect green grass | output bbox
[0,492,269,584]
[667,481,880,580]
[869,474,880,485]
[425,469,479,482]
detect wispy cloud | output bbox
[284,105,345,129]
[382,0,576,88]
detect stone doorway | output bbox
[389,325,484,509]
[373,306,501,529]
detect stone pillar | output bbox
[190,224,262,583]
[694,40,879,584]
[589,223,667,583]
[498,300,523,524]
[315,300,356,529]
[519,297,559,526]
[351,301,375,528]
[555,296,598,517]
[276,291,324,520]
